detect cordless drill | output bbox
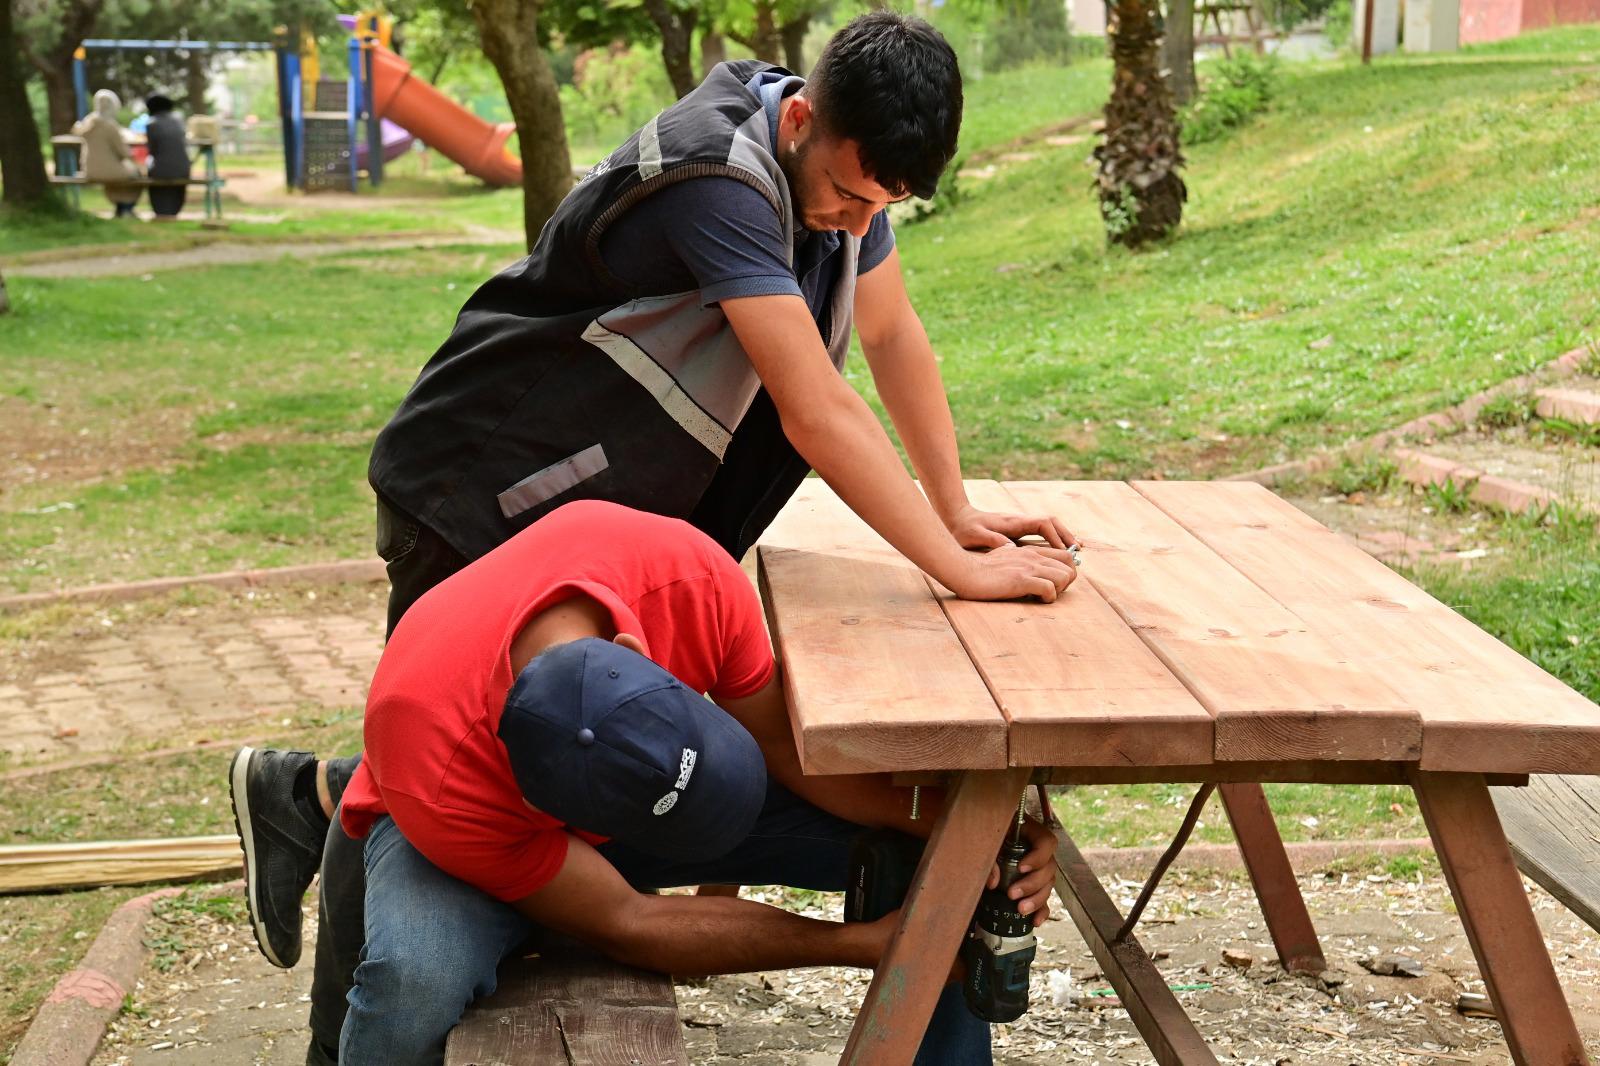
[959,801,1036,1023]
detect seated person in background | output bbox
[143,95,190,221]
[71,89,142,219]
[232,500,1058,1066]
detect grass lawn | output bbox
[6,29,1597,595]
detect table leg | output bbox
[1218,783,1325,974]
[1052,824,1219,1065]
[841,766,1032,1066]
[1409,769,1591,1066]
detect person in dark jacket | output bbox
[143,95,190,221]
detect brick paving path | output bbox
[2,607,384,764]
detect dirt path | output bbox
[8,228,522,280]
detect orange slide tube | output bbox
[367,43,522,187]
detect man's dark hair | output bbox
[145,94,175,115]
[805,11,962,201]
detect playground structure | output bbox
[278,12,522,192]
[62,15,521,200]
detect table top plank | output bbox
[1134,480,1600,774]
[1004,481,1421,763]
[942,481,1215,768]
[757,544,1008,774]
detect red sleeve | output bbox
[707,558,776,701]
[382,789,573,903]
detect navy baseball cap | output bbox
[497,638,767,862]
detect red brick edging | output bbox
[1229,344,1593,487]
[9,886,190,1066]
[0,558,387,614]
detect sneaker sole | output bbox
[229,745,290,968]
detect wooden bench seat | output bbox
[444,930,687,1066]
[48,175,223,188]
[1493,775,1600,934]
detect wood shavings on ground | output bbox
[88,867,1600,1065]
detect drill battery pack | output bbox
[844,829,925,923]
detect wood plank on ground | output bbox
[444,931,686,1066]
[1492,775,1600,934]
[758,545,1007,774]
[1004,482,1419,763]
[1134,479,1600,774]
[0,835,238,894]
[931,481,1215,768]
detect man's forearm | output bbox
[784,385,971,584]
[864,331,970,524]
[596,895,885,976]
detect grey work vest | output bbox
[369,61,860,562]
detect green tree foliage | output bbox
[930,0,1075,74]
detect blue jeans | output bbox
[330,780,993,1065]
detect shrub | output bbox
[1180,52,1280,146]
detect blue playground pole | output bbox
[72,50,89,121]
[347,36,361,193]
[275,43,296,189]
[364,17,382,188]
[287,53,305,189]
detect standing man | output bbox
[231,6,1076,989]
[364,11,1075,635]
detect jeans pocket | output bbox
[375,501,419,564]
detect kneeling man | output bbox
[240,500,1055,1065]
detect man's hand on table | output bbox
[944,505,1078,557]
[990,818,1057,927]
[945,543,1078,603]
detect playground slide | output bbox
[367,43,521,187]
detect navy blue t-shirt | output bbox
[597,72,894,340]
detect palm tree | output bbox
[1094,0,1186,247]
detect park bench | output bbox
[49,134,227,221]
[443,928,687,1066]
[1493,775,1600,934]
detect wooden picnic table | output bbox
[757,479,1600,1066]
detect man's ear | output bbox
[613,632,647,657]
[782,93,813,139]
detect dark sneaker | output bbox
[229,746,326,968]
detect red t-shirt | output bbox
[339,500,776,902]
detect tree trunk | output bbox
[0,269,9,315]
[38,61,78,135]
[17,0,104,135]
[1162,0,1197,106]
[749,2,781,63]
[185,49,209,115]
[469,0,573,250]
[643,0,698,98]
[700,28,726,78]
[1094,0,1186,247]
[0,0,51,208]
[780,14,810,73]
